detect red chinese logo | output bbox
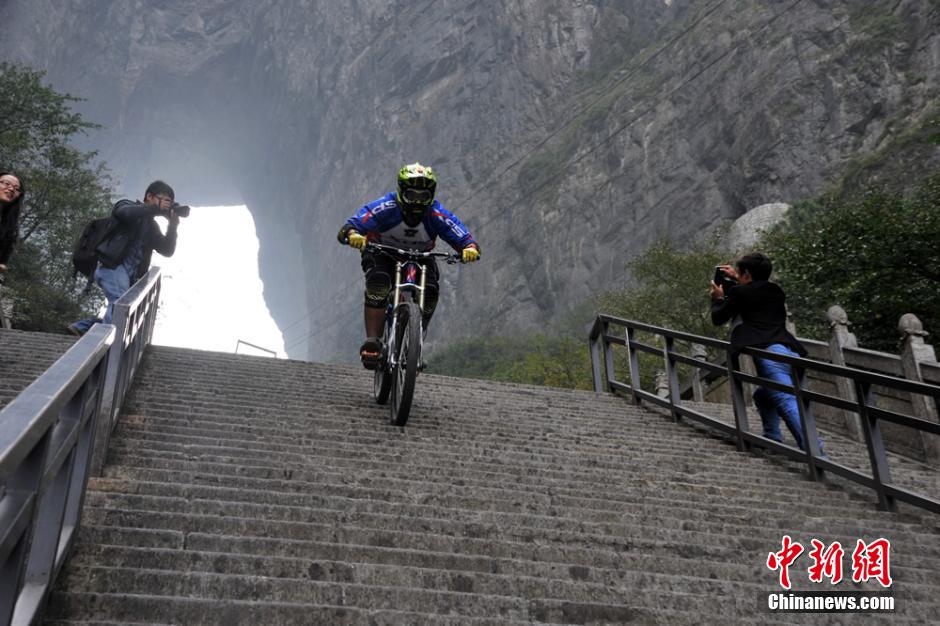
[807,539,844,584]
[767,536,892,589]
[851,538,892,588]
[767,535,805,590]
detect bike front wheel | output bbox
[373,327,393,405]
[390,302,421,426]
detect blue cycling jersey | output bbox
[346,193,476,252]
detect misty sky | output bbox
[150,205,285,357]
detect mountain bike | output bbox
[364,242,461,426]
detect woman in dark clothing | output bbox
[0,171,23,328]
[0,171,24,272]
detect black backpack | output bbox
[72,216,116,283]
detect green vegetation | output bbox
[427,333,593,390]
[597,234,731,340]
[846,7,904,55]
[761,174,940,351]
[435,165,940,386]
[836,105,940,195]
[595,234,734,390]
[0,62,111,331]
[429,234,733,390]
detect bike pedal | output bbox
[360,351,381,370]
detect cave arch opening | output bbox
[151,203,286,357]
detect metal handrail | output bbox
[589,314,940,514]
[90,267,162,475]
[0,324,115,626]
[235,339,277,357]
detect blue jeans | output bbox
[752,343,821,452]
[71,265,131,333]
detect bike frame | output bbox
[365,242,458,371]
[356,240,465,423]
[385,257,426,370]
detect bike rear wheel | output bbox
[390,301,421,426]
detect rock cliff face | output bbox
[2,1,938,360]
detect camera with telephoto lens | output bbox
[171,202,190,218]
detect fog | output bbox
[151,205,285,357]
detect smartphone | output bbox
[714,266,736,292]
[713,266,724,285]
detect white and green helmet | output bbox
[396,162,437,223]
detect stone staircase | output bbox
[2,339,936,624]
[678,400,940,500]
[0,329,77,408]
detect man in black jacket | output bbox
[710,252,823,453]
[68,180,183,335]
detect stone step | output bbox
[102,439,822,493]
[120,395,935,486]
[75,511,771,582]
[63,543,779,608]
[680,400,940,495]
[80,496,940,580]
[103,428,874,501]
[117,398,722,439]
[75,517,939,589]
[0,329,77,409]
[108,408,828,460]
[36,343,940,623]
[69,530,749,589]
[106,422,922,509]
[97,453,880,519]
[45,591,552,626]
[54,564,795,621]
[83,473,924,543]
[101,434,860,505]
[119,396,677,442]
[103,416,904,490]
[95,464,938,541]
[63,544,934,623]
[125,390,936,487]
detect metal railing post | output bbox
[789,363,823,482]
[625,326,641,405]
[854,380,897,512]
[589,330,604,393]
[602,322,615,393]
[663,336,682,422]
[727,351,750,451]
[690,343,708,401]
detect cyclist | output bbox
[338,162,480,369]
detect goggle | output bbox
[401,188,433,204]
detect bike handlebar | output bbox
[355,240,464,264]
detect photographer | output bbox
[68,180,188,335]
[710,252,823,454]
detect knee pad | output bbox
[364,272,392,309]
[422,286,439,322]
